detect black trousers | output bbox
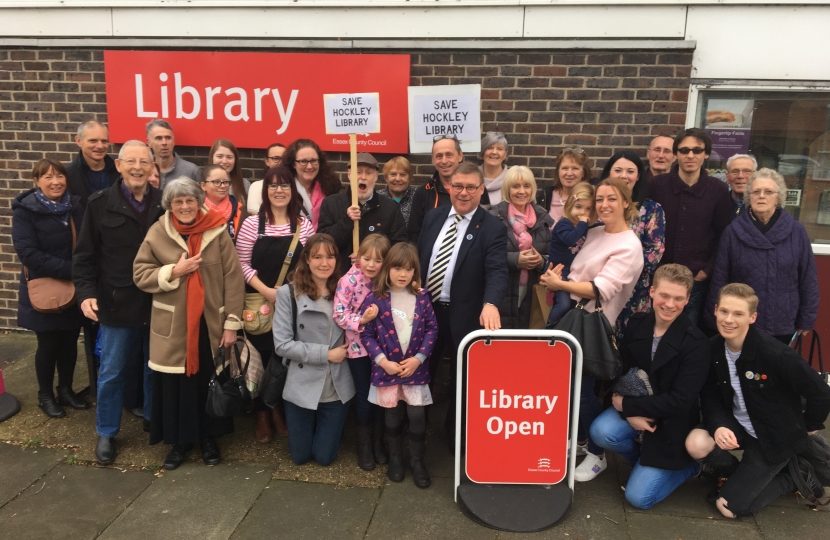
[35,328,81,394]
[430,302,467,441]
[716,425,795,517]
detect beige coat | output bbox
[134,210,244,374]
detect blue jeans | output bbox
[284,399,351,466]
[578,376,604,455]
[96,325,151,437]
[590,407,698,509]
[347,356,383,425]
[547,290,573,326]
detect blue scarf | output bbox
[34,189,72,225]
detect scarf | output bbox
[482,165,508,205]
[204,196,233,222]
[171,209,229,376]
[34,189,72,224]
[507,203,537,285]
[296,178,325,229]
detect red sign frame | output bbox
[465,339,572,485]
[103,50,410,152]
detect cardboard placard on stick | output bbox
[323,92,381,254]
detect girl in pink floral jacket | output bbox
[332,234,390,471]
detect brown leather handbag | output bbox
[25,219,77,314]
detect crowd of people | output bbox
[11,117,830,516]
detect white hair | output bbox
[161,177,205,210]
[726,153,757,171]
[744,167,787,209]
[76,119,107,139]
[479,132,509,160]
[117,140,152,160]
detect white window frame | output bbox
[686,82,830,255]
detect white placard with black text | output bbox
[408,85,481,154]
[323,93,381,134]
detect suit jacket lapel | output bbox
[454,206,484,274]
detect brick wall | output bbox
[0,46,692,328]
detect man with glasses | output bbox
[146,119,201,189]
[417,161,508,451]
[409,135,485,241]
[649,128,733,329]
[644,135,677,181]
[318,152,407,276]
[724,154,757,219]
[247,143,286,214]
[73,141,164,466]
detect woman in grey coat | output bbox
[489,166,553,329]
[273,233,355,465]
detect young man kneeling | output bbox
[685,283,830,518]
[589,264,710,508]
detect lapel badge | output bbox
[466,234,473,240]
[753,373,761,381]
[745,371,754,380]
[761,374,767,380]
[369,226,375,232]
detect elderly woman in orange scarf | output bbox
[134,177,245,471]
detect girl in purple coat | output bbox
[360,243,439,488]
[333,234,390,471]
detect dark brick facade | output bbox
[0,47,692,328]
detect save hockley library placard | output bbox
[103,51,409,152]
[465,339,572,484]
[408,84,481,154]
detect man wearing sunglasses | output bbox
[409,135,490,242]
[649,128,733,329]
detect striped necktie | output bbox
[427,213,463,300]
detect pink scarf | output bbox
[508,203,537,285]
[310,182,325,230]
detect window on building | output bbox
[694,89,830,244]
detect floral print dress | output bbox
[616,198,665,340]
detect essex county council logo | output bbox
[537,458,550,469]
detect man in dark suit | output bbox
[588,264,710,504]
[417,161,508,448]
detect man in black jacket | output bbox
[408,135,465,242]
[685,283,830,518]
[66,120,120,208]
[73,140,164,466]
[317,152,407,276]
[588,264,710,506]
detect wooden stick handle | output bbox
[350,134,359,255]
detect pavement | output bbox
[1,331,829,539]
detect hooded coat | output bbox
[705,209,819,335]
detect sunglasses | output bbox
[677,147,706,155]
[432,134,459,142]
[562,147,584,154]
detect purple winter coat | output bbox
[705,209,819,335]
[359,289,439,387]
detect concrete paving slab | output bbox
[753,502,830,539]
[0,332,37,368]
[625,512,764,540]
[0,442,67,507]
[231,479,378,540]
[365,476,498,540]
[0,463,152,540]
[99,461,275,540]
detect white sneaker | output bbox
[574,452,607,482]
[567,441,589,457]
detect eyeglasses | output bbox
[562,147,584,154]
[171,198,198,207]
[450,183,482,194]
[296,159,319,167]
[120,158,153,167]
[266,156,283,163]
[267,183,292,191]
[433,134,459,142]
[206,180,231,187]
[677,147,706,155]
[728,169,754,176]
[749,189,778,198]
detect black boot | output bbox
[356,423,375,471]
[385,426,405,482]
[56,386,90,410]
[409,432,431,489]
[372,414,388,465]
[38,391,65,418]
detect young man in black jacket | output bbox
[317,152,407,277]
[686,283,830,518]
[587,264,711,506]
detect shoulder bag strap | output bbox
[257,212,266,238]
[24,218,78,281]
[283,283,297,367]
[589,280,603,313]
[274,225,301,288]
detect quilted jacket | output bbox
[705,209,819,335]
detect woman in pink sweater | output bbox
[541,177,644,483]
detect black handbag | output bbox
[547,281,622,381]
[259,284,297,410]
[793,330,830,387]
[205,338,253,418]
